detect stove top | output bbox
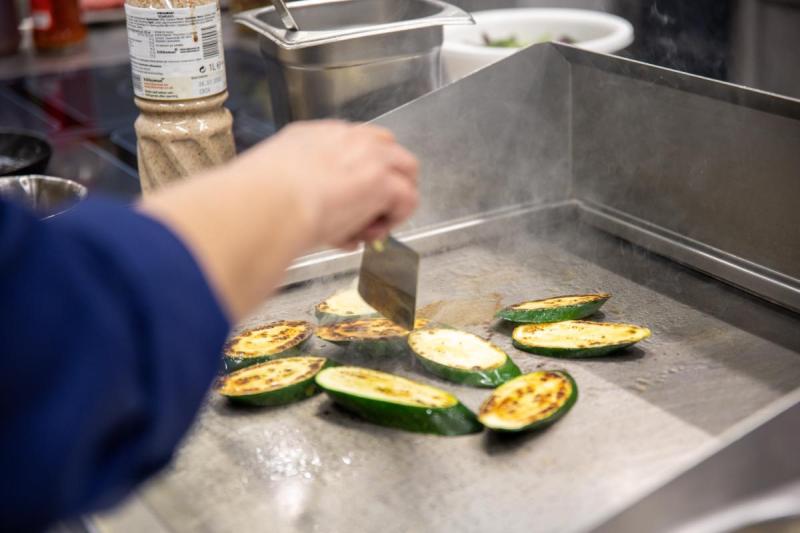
[0,48,276,200]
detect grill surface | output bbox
[97,44,800,532]
[98,206,800,533]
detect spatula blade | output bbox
[358,236,419,331]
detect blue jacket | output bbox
[0,199,230,532]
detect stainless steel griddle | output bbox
[95,44,800,533]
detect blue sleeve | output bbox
[0,199,230,532]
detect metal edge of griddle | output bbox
[283,196,800,316]
[586,386,800,533]
[553,43,800,121]
[578,200,800,315]
[280,199,579,286]
[670,480,800,533]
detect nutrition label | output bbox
[125,4,227,100]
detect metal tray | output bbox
[95,207,800,533]
[234,0,472,50]
[95,45,800,532]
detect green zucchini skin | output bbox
[228,378,316,407]
[408,328,521,387]
[315,308,379,325]
[351,340,406,357]
[320,338,405,357]
[222,320,315,373]
[323,388,482,436]
[223,338,310,373]
[316,318,430,342]
[512,339,631,358]
[316,318,432,357]
[417,355,521,387]
[316,367,482,436]
[511,321,650,359]
[220,358,336,407]
[479,371,578,433]
[496,294,610,324]
[314,289,379,325]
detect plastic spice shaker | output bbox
[124,0,235,193]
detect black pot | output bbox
[0,130,52,176]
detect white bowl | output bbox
[443,8,634,81]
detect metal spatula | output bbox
[358,236,419,330]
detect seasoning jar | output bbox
[124,0,235,193]
[31,0,88,52]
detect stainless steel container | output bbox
[235,0,473,125]
[0,175,87,219]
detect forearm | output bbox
[139,153,316,321]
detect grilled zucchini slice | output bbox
[316,366,482,436]
[408,328,521,387]
[218,356,332,407]
[223,320,314,372]
[479,370,577,432]
[315,289,378,324]
[316,318,431,345]
[496,293,610,323]
[512,320,650,358]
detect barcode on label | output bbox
[201,26,220,59]
[132,72,143,93]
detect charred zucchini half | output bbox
[315,366,482,436]
[512,320,650,358]
[316,318,431,345]
[479,370,577,432]
[315,289,379,324]
[408,328,521,387]
[223,320,314,372]
[496,293,610,323]
[218,356,332,407]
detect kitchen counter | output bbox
[0,23,131,80]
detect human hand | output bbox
[235,120,419,250]
[140,120,419,319]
